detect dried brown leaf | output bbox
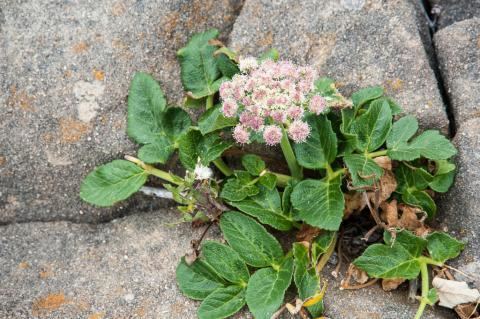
[352,265,369,284]
[296,224,321,243]
[368,170,397,204]
[382,278,406,291]
[344,191,366,219]
[432,277,480,309]
[455,302,480,319]
[373,156,392,170]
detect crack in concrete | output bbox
[419,0,457,137]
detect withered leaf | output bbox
[455,302,480,319]
[382,278,405,291]
[344,191,366,219]
[296,224,322,243]
[373,156,392,170]
[432,277,480,309]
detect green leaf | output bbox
[409,130,457,160]
[198,285,246,319]
[184,95,206,109]
[293,244,324,317]
[202,241,250,284]
[246,256,294,319]
[176,257,226,300]
[385,97,403,115]
[402,189,436,218]
[258,173,277,190]
[198,105,237,135]
[282,180,297,214]
[426,232,464,263]
[241,154,266,176]
[161,107,192,140]
[344,154,383,187]
[229,187,293,231]
[178,131,233,170]
[137,136,175,164]
[395,163,433,193]
[127,72,166,144]
[384,230,427,258]
[259,48,279,62]
[177,29,224,98]
[428,160,456,193]
[291,176,345,231]
[426,288,439,306]
[220,212,283,268]
[80,160,148,207]
[351,99,392,152]
[294,114,338,169]
[216,53,240,78]
[314,78,336,96]
[220,178,259,202]
[351,86,384,109]
[386,115,418,149]
[353,242,421,279]
[311,231,336,264]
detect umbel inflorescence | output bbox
[220,58,327,145]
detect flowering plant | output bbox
[80,30,466,319]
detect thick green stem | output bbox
[206,94,214,110]
[125,155,182,185]
[213,158,233,176]
[367,149,388,158]
[280,126,303,180]
[272,172,292,187]
[414,262,430,319]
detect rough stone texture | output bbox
[430,0,480,29]
[0,208,240,319]
[229,0,449,133]
[321,264,455,319]
[438,118,480,288]
[434,18,480,128]
[0,0,243,223]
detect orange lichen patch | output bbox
[18,261,30,269]
[112,1,127,16]
[160,12,180,39]
[385,78,404,92]
[88,312,105,319]
[477,36,480,49]
[64,70,73,78]
[72,41,89,54]
[39,268,54,279]
[93,69,105,81]
[0,156,5,166]
[32,293,67,316]
[134,307,146,317]
[258,31,273,47]
[7,85,35,111]
[59,118,91,143]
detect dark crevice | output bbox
[418,0,457,137]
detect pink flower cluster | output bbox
[220,58,327,145]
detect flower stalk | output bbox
[280,126,303,180]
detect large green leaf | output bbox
[202,241,250,285]
[176,257,226,300]
[291,176,345,231]
[127,72,166,144]
[198,105,237,135]
[241,154,266,176]
[351,86,384,109]
[228,187,293,231]
[311,231,336,264]
[426,232,464,263]
[294,115,337,169]
[220,212,283,268]
[198,285,246,319]
[343,154,383,187]
[386,115,418,150]
[137,136,175,164]
[351,99,392,152]
[215,53,240,78]
[220,177,259,202]
[161,107,192,140]
[178,130,232,170]
[293,244,323,317]
[384,230,427,258]
[353,242,422,279]
[80,160,148,207]
[429,160,456,193]
[395,163,433,194]
[246,256,294,319]
[177,29,224,98]
[402,189,436,218]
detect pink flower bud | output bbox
[233,125,250,144]
[222,99,238,118]
[309,95,326,115]
[288,120,310,143]
[286,106,304,120]
[263,125,283,146]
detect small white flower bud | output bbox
[194,163,213,180]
